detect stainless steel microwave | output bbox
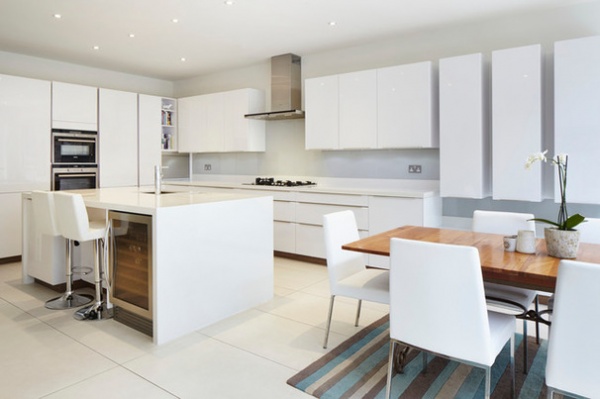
[52,129,98,165]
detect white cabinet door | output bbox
[177,95,202,153]
[439,53,491,198]
[138,94,163,186]
[305,75,339,150]
[296,224,325,258]
[0,74,51,193]
[555,35,600,204]
[377,61,438,148]
[99,88,138,187]
[339,70,377,149]
[222,89,266,152]
[492,44,543,201]
[52,81,97,131]
[274,221,295,253]
[0,193,22,258]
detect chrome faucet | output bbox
[154,165,168,194]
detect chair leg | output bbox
[547,387,554,399]
[535,294,540,345]
[510,335,515,399]
[355,299,362,327]
[523,319,528,374]
[485,366,491,399]
[323,295,335,349]
[422,351,428,374]
[385,340,396,399]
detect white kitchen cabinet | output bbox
[99,88,138,187]
[52,81,97,131]
[178,89,265,153]
[339,70,377,149]
[305,75,339,150]
[492,44,543,201]
[377,61,438,148]
[0,74,51,193]
[138,94,163,186]
[439,53,491,198]
[555,35,600,204]
[161,97,177,152]
[274,221,296,253]
[0,193,22,258]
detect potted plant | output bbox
[525,150,585,258]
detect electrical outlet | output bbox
[204,164,212,171]
[408,165,422,174]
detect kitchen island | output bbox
[22,186,273,344]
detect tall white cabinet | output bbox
[138,94,164,186]
[439,53,491,198]
[555,35,600,205]
[52,82,98,131]
[99,88,138,187]
[0,74,51,258]
[492,44,543,201]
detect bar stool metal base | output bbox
[73,301,112,321]
[45,292,94,310]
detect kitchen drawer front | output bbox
[273,201,295,222]
[296,192,368,206]
[274,221,295,253]
[295,224,325,258]
[237,188,295,201]
[296,203,368,230]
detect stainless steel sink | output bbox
[139,191,177,195]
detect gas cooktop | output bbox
[252,177,317,187]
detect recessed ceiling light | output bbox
[129,33,135,38]
[180,57,186,62]
[328,21,337,27]
[53,13,62,19]
[172,18,179,23]
[93,45,100,50]
[224,1,235,5]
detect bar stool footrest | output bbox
[45,293,94,310]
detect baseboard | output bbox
[0,256,21,265]
[274,251,326,266]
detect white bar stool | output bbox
[32,191,94,309]
[53,192,108,320]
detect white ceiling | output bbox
[0,0,585,81]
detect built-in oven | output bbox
[52,166,98,191]
[52,129,98,165]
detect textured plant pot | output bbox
[544,227,580,259]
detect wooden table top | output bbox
[342,225,600,293]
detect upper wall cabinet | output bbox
[99,88,138,187]
[305,75,339,150]
[0,74,51,192]
[492,44,543,201]
[339,70,378,149]
[439,53,491,198]
[555,35,600,205]
[52,82,98,131]
[178,88,265,153]
[377,61,438,148]
[305,62,438,151]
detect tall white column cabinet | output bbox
[0,74,51,259]
[491,44,543,201]
[439,53,491,198]
[99,88,138,187]
[377,61,438,148]
[554,35,600,205]
[138,94,164,186]
[52,82,98,131]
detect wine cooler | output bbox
[109,211,153,336]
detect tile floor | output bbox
[0,257,390,399]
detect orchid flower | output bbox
[524,150,548,169]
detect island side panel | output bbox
[153,195,273,344]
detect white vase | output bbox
[544,227,580,259]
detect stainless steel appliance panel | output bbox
[52,166,98,191]
[52,130,98,165]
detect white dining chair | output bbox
[32,191,93,309]
[386,238,515,399]
[545,260,600,398]
[54,192,108,320]
[322,211,389,349]
[472,210,539,372]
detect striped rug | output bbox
[287,316,562,399]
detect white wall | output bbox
[174,1,600,181]
[0,51,174,96]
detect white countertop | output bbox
[59,186,270,214]
[165,176,440,198]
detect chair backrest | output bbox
[31,190,60,237]
[53,192,92,241]
[389,238,495,366]
[323,211,367,294]
[545,260,600,397]
[472,210,535,236]
[577,217,600,244]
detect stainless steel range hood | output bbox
[245,53,305,120]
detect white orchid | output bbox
[524,150,548,169]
